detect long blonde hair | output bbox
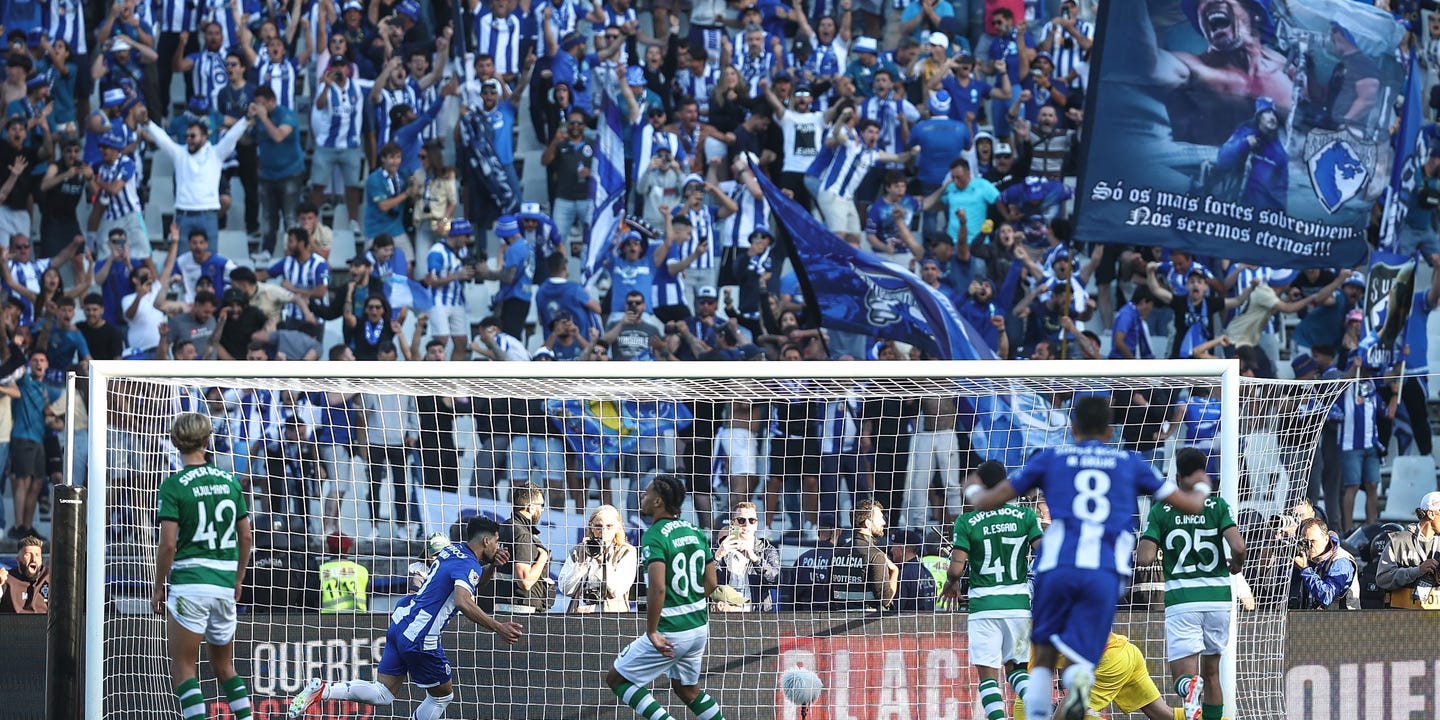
[588,504,631,547]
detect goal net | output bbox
[86,359,1343,720]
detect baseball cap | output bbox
[549,310,574,328]
[343,0,364,11]
[929,90,951,115]
[920,257,941,269]
[994,142,1014,156]
[519,202,545,221]
[1420,492,1440,512]
[110,37,132,52]
[751,225,775,240]
[222,287,247,305]
[1290,354,1318,378]
[889,529,924,548]
[1346,308,1363,322]
[495,214,521,238]
[102,88,127,108]
[396,0,421,20]
[956,53,976,65]
[98,132,126,150]
[853,36,878,54]
[793,84,813,97]
[1343,273,1365,288]
[1033,51,1054,65]
[738,344,766,360]
[187,97,211,115]
[928,31,949,47]
[626,65,646,87]
[481,78,503,94]
[697,286,718,299]
[532,347,556,360]
[25,74,48,92]
[448,217,475,237]
[682,173,705,189]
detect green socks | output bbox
[685,691,727,720]
[222,676,252,720]
[174,678,206,720]
[614,681,678,720]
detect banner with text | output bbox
[1076,0,1407,268]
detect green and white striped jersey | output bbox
[642,518,712,632]
[953,504,1042,619]
[1140,496,1236,615]
[157,464,249,598]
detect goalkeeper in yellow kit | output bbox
[1026,633,1231,720]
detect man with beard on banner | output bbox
[1077,0,1406,269]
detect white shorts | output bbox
[168,592,238,646]
[1164,609,1231,662]
[429,302,470,338]
[319,443,353,496]
[968,615,1031,669]
[613,626,709,686]
[817,190,861,236]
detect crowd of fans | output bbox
[0,0,1436,586]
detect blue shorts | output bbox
[1340,447,1380,489]
[1031,566,1123,668]
[378,630,453,688]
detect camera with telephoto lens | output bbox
[585,536,602,556]
[1296,536,1312,556]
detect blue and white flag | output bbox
[751,160,993,361]
[583,76,627,282]
[1076,0,1407,268]
[1379,55,1424,255]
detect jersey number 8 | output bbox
[192,499,239,551]
[1072,469,1112,523]
[670,548,707,597]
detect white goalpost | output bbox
[85,359,1343,720]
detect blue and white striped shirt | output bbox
[543,0,580,38]
[267,255,330,321]
[819,397,861,455]
[674,63,720,120]
[734,50,777,96]
[677,205,717,270]
[374,83,418,144]
[97,157,142,221]
[391,543,486,651]
[311,79,368,149]
[820,127,876,199]
[475,12,523,76]
[409,77,443,142]
[427,242,468,307]
[1339,379,1381,453]
[44,0,88,55]
[721,179,765,251]
[158,0,201,33]
[860,95,917,167]
[653,240,688,307]
[256,55,299,110]
[188,50,228,104]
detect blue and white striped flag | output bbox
[1379,55,1424,255]
[584,76,627,282]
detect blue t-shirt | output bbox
[941,178,1000,243]
[364,169,408,238]
[11,373,50,443]
[1009,439,1174,576]
[910,118,971,192]
[1108,302,1152,359]
[389,543,486,651]
[497,238,535,303]
[534,279,596,339]
[1403,289,1434,375]
[99,258,144,325]
[481,102,518,165]
[941,77,993,123]
[308,392,357,446]
[1182,394,1222,451]
[606,255,655,314]
[256,105,306,180]
[44,327,90,377]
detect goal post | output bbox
[84,358,1337,720]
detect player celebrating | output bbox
[605,475,730,720]
[943,460,1043,720]
[967,396,1209,720]
[286,517,524,720]
[1136,447,1246,720]
[151,412,256,720]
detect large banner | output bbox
[1286,611,1440,719]
[1076,0,1407,268]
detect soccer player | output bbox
[605,475,730,720]
[286,517,524,720]
[943,460,1043,720]
[150,412,256,720]
[967,395,1209,720]
[1136,447,1246,720]
[1054,632,1225,720]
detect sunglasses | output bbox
[734,517,758,525]
[568,120,586,126]
[365,304,384,310]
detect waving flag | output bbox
[1379,56,1424,255]
[546,399,694,473]
[583,76,627,282]
[751,160,993,361]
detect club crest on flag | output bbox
[854,263,918,326]
[1305,129,1376,213]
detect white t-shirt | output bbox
[779,110,825,174]
[121,284,166,353]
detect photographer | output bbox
[1289,517,1359,611]
[489,482,555,614]
[713,502,781,612]
[557,505,637,613]
[1376,492,1440,609]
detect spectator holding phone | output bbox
[713,502,780,611]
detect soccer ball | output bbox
[780,667,823,706]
